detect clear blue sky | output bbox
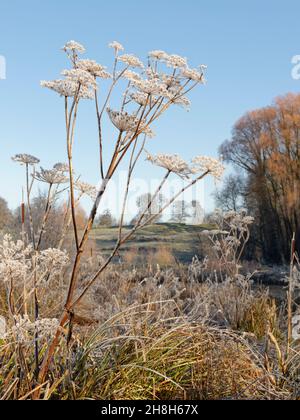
[0,0,300,214]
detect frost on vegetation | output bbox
[12,154,40,166]
[3,315,60,344]
[0,235,69,285]
[0,235,32,283]
[34,166,69,185]
[200,209,255,278]
[146,153,224,181]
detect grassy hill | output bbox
[90,223,210,264]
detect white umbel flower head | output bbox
[62,40,85,54]
[129,91,149,106]
[12,154,40,166]
[181,67,205,82]
[107,108,154,137]
[165,54,188,69]
[118,54,144,69]
[35,167,68,185]
[0,235,32,284]
[122,70,142,83]
[169,94,191,108]
[146,153,191,178]
[4,315,60,344]
[75,181,98,200]
[107,108,141,132]
[149,50,169,61]
[192,156,225,181]
[61,69,98,90]
[132,79,168,96]
[37,249,69,276]
[41,79,94,100]
[77,60,111,79]
[53,162,69,173]
[109,41,124,52]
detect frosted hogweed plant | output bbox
[3,315,60,346]
[0,233,68,369]
[8,39,225,387]
[7,154,72,377]
[201,209,254,279]
[0,235,69,313]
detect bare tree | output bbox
[97,209,116,227]
[214,174,245,212]
[170,200,190,224]
[0,197,12,232]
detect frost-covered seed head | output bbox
[132,78,168,96]
[181,67,205,82]
[75,181,98,201]
[62,40,85,54]
[109,41,124,52]
[41,79,95,100]
[4,315,60,344]
[149,50,169,61]
[129,91,150,106]
[77,59,111,79]
[53,162,69,173]
[146,153,191,178]
[165,54,188,69]
[118,54,144,69]
[0,235,32,284]
[122,70,142,83]
[192,156,225,180]
[61,69,98,90]
[34,167,68,185]
[37,249,69,276]
[107,108,141,132]
[12,154,40,166]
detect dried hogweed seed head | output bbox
[41,79,94,100]
[34,167,68,185]
[169,94,191,108]
[107,108,153,137]
[75,181,98,200]
[61,69,98,90]
[122,70,142,82]
[118,54,144,69]
[132,78,168,96]
[160,73,180,88]
[53,162,69,173]
[192,156,225,180]
[146,153,191,178]
[77,59,111,79]
[0,235,32,284]
[37,248,69,276]
[165,54,188,69]
[181,67,205,82]
[62,40,86,54]
[4,315,60,344]
[108,41,124,52]
[12,154,40,166]
[107,108,141,132]
[129,91,150,106]
[149,50,169,61]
